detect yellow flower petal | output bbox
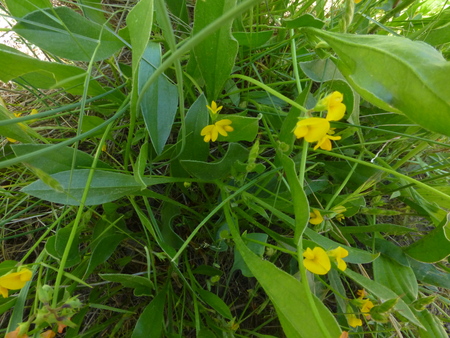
[347,313,362,327]
[361,299,374,315]
[0,268,32,296]
[328,246,349,271]
[293,117,330,143]
[303,247,331,275]
[200,120,233,142]
[206,101,223,115]
[309,209,323,225]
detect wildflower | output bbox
[293,117,330,142]
[309,209,324,225]
[0,268,32,298]
[303,247,331,275]
[316,91,346,121]
[206,101,223,115]
[101,144,107,152]
[356,289,367,298]
[313,133,342,151]
[57,322,68,334]
[201,119,233,142]
[336,214,345,221]
[40,330,56,338]
[354,0,362,3]
[328,246,349,271]
[361,298,374,317]
[346,313,362,328]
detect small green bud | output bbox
[413,295,436,311]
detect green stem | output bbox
[298,139,309,188]
[290,29,302,94]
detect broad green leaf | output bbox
[232,233,268,277]
[138,43,178,155]
[197,289,233,319]
[45,231,81,268]
[78,0,107,25]
[417,186,450,210]
[374,255,418,303]
[5,0,51,17]
[282,14,325,29]
[85,234,125,277]
[165,0,189,26]
[233,31,273,49]
[191,0,238,100]
[408,257,450,289]
[14,7,124,61]
[11,144,112,174]
[415,309,448,338]
[181,143,249,181]
[404,216,450,262]
[131,285,167,338]
[300,58,344,83]
[215,115,260,143]
[306,28,450,137]
[21,169,143,206]
[0,44,105,96]
[126,0,154,116]
[100,274,154,297]
[343,269,423,328]
[226,214,342,337]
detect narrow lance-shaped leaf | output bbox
[305,28,450,137]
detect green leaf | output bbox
[5,0,51,17]
[216,115,260,142]
[374,255,418,303]
[181,143,249,181]
[408,257,450,289]
[232,233,268,277]
[45,228,81,268]
[343,268,423,328]
[13,7,124,61]
[0,261,19,275]
[0,44,105,96]
[100,274,154,297]
[306,28,450,137]
[138,43,178,155]
[416,309,448,338]
[233,31,273,49]
[11,144,112,174]
[404,215,450,262]
[282,14,325,29]
[21,169,143,206]
[226,216,342,337]
[85,234,125,277]
[197,289,233,319]
[191,0,238,100]
[131,285,167,338]
[78,0,107,25]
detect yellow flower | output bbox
[309,209,324,225]
[40,330,56,338]
[200,119,233,142]
[356,289,367,299]
[207,101,223,115]
[354,0,362,3]
[293,117,330,142]
[346,313,362,328]
[336,214,345,221]
[303,247,331,275]
[313,134,342,151]
[320,91,346,121]
[328,246,349,271]
[361,298,374,317]
[0,268,32,298]
[6,327,29,338]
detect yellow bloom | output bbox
[7,137,18,143]
[0,268,32,298]
[293,117,330,142]
[346,313,362,328]
[336,214,345,221]
[206,101,223,115]
[303,247,331,275]
[40,330,56,338]
[354,0,362,3]
[200,119,233,142]
[313,134,342,151]
[321,91,346,121]
[309,209,324,225]
[361,298,374,316]
[328,246,349,271]
[6,327,29,338]
[357,289,367,299]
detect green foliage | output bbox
[1,0,449,337]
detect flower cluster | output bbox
[293,91,346,150]
[346,289,375,328]
[200,101,234,142]
[0,268,32,298]
[302,246,349,275]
